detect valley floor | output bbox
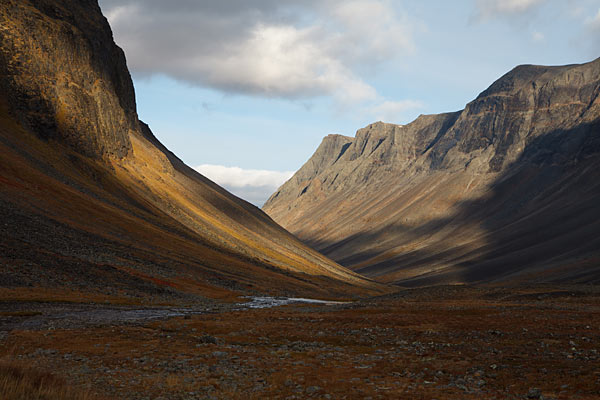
[1,285,599,399]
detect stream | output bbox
[242,296,349,309]
[0,296,350,332]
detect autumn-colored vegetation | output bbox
[0,360,93,400]
[1,286,599,399]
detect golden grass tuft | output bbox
[0,360,93,400]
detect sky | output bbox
[98,0,600,206]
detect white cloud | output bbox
[325,0,416,64]
[474,0,547,18]
[195,165,294,188]
[367,100,424,123]
[586,8,600,29]
[99,0,415,104]
[532,31,545,42]
[195,164,294,206]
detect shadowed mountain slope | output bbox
[264,59,600,286]
[0,0,387,302]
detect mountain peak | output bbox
[476,58,600,101]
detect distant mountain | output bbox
[0,0,386,301]
[264,58,600,286]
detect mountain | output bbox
[0,0,386,302]
[264,58,600,286]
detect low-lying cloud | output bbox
[195,164,294,207]
[99,0,415,104]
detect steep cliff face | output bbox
[0,0,386,301]
[0,0,136,158]
[264,59,600,286]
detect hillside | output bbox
[0,0,386,302]
[264,58,600,286]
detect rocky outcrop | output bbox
[264,59,600,286]
[0,0,136,158]
[0,0,386,300]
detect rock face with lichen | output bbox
[264,59,600,286]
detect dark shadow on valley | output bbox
[302,120,600,286]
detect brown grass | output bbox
[2,287,599,399]
[0,360,93,400]
[0,288,150,306]
[0,311,42,317]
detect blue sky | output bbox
[98,0,600,205]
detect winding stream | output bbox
[0,296,350,331]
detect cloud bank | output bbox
[99,0,415,105]
[195,164,294,206]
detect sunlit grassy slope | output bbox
[0,96,387,302]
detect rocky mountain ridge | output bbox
[264,58,600,286]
